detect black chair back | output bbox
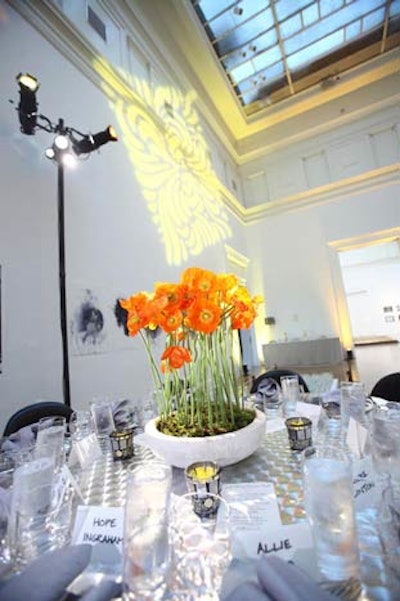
[251,369,310,394]
[3,401,73,437]
[370,372,400,402]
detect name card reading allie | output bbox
[72,505,124,553]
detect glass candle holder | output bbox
[109,428,134,460]
[285,417,312,451]
[184,461,221,495]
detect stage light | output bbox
[16,72,39,92]
[73,125,118,155]
[13,73,118,406]
[54,134,69,150]
[16,72,39,135]
[45,135,77,167]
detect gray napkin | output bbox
[0,544,92,601]
[80,579,122,601]
[1,425,36,452]
[223,556,337,601]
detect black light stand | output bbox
[346,348,354,382]
[13,74,117,407]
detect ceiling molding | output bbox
[329,226,400,253]
[244,164,400,223]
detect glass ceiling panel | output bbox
[191,0,400,113]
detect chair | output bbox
[370,372,400,402]
[250,369,310,394]
[3,401,73,437]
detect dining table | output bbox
[71,418,400,601]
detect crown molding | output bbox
[244,164,400,223]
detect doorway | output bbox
[338,238,400,392]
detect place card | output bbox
[239,522,314,562]
[71,505,124,554]
[352,456,379,510]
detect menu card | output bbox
[222,483,313,561]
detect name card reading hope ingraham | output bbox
[72,505,124,554]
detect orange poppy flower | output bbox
[161,345,192,372]
[181,267,217,296]
[119,292,154,336]
[154,283,185,311]
[186,299,221,334]
[158,309,183,333]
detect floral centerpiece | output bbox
[119,267,262,438]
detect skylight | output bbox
[191,0,400,115]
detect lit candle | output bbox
[184,461,221,495]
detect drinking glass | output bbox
[303,446,360,582]
[377,483,400,579]
[12,480,72,567]
[0,450,15,565]
[257,379,282,418]
[36,416,66,471]
[280,375,300,417]
[90,399,115,440]
[69,410,94,440]
[316,391,344,446]
[340,382,367,429]
[169,492,231,600]
[371,406,400,484]
[123,461,172,601]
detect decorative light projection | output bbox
[94,58,232,265]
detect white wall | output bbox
[246,182,400,359]
[340,243,400,340]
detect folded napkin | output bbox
[223,556,337,601]
[0,544,92,601]
[1,425,36,452]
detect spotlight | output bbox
[54,134,69,150]
[16,72,39,92]
[73,125,118,155]
[16,72,39,135]
[45,134,77,167]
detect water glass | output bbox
[12,481,72,567]
[123,461,172,601]
[36,416,66,471]
[303,446,360,581]
[340,382,367,428]
[0,451,15,565]
[371,406,400,484]
[169,492,231,600]
[378,483,400,578]
[316,391,344,446]
[69,410,93,440]
[255,379,282,417]
[280,375,300,417]
[90,399,115,440]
